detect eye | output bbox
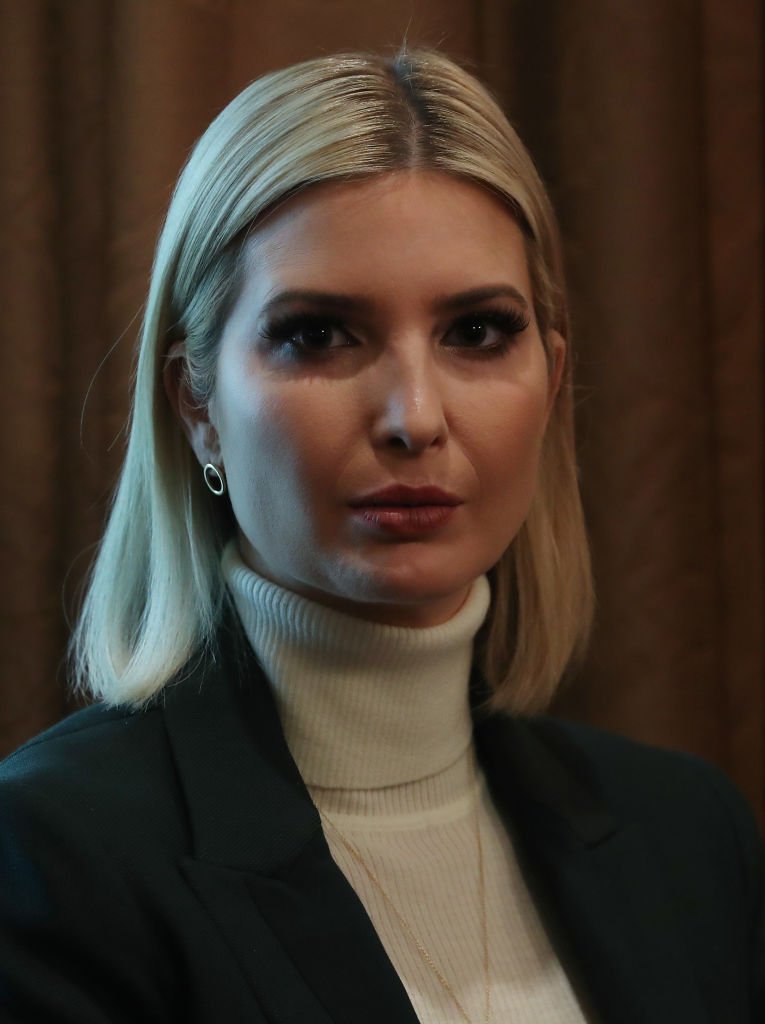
[444,308,530,355]
[260,313,354,354]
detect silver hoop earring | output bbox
[203,463,226,496]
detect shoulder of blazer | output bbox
[0,616,244,804]
[479,707,763,853]
[526,715,765,925]
[0,616,310,872]
[0,644,228,867]
[536,715,761,842]
[0,694,191,904]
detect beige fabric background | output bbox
[1,0,762,824]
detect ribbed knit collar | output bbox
[222,541,491,790]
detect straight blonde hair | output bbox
[71,49,594,712]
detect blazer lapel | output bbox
[475,709,711,1024]
[163,619,418,1024]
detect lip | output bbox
[348,484,463,507]
[347,484,463,538]
[349,504,457,536]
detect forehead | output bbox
[239,171,532,304]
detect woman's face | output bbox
[179,171,564,627]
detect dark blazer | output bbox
[0,618,763,1023]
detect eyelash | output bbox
[260,307,531,359]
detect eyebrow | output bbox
[259,284,529,317]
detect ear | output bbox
[544,329,567,421]
[163,341,221,469]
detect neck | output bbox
[223,542,491,789]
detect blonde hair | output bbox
[71,48,594,712]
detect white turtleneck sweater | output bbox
[224,542,589,1023]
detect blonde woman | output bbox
[1,50,762,1024]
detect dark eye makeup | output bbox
[445,309,530,354]
[260,313,351,353]
[259,304,531,360]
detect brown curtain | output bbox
[1,0,762,824]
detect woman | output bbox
[0,49,762,1023]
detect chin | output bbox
[325,555,481,622]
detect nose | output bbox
[369,345,448,454]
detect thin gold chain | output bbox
[319,756,491,1024]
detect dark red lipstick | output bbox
[348,484,462,508]
[348,485,462,536]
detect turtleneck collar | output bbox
[222,541,491,790]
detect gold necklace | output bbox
[319,757,491,1024]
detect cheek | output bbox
[215,377,349,511]
[466,383,550,490]
[219,393,296,496]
